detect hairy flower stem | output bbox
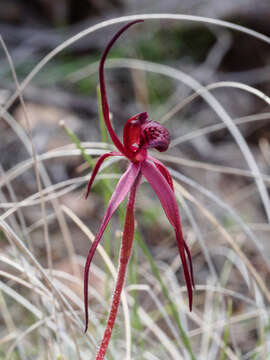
[96,175,141,360]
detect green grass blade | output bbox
[220,299,232,360]
[97,85,110,144]
[61,120,93,166]
[136,235,195,360]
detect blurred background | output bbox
[1,1,270,359]
[1,0,270,177]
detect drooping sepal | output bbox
[141,160,194,310]
[84,162,141,332]
[85,152,121,199]
[148,155,174,191]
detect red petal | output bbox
[96,173,142,359]
[84,162,141,332]
[183,240,195,288]
[141,160,194,310]
[85,152,121,199]
[99,20,143,155]
[148,155,174,191]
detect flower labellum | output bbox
[84,20,194,360]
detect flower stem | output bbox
[96,253,130,360]
[96,174,141,359]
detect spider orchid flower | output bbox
[84,20,194,359]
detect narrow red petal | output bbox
[148,157,195,288]
[96,173,141,360]
[85,152,121,199]
[148,155,174,191]
[141,160,193,310]
[175,227,193,311]
[183,240,195,288]
[99,20,143,155]
[84,163,141,332]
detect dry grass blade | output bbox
[127,284,181,345]
[0,279,43,319]
[171,113,270,147]
[0,332,17,346]
[189,308,265,338]
[0,217,95,342]
[4,13,270,115]
[174,181,270,303]
[186,284,256,306]
[161,83,270,125]
[138,307,184,360]
[0,36,53,275]
[0,270,46,297]
[0,107,79,279]
[175,190,218,281]
[6,318,51,360]
[0,289,16,334]
[155,153,270,182]
[170,169,269,268]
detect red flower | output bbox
[84,20,194,359]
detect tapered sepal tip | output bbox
[99,20,144,155]
[141,160,194,312]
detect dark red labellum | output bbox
[123,112,170,160]
[141,120,170,152]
